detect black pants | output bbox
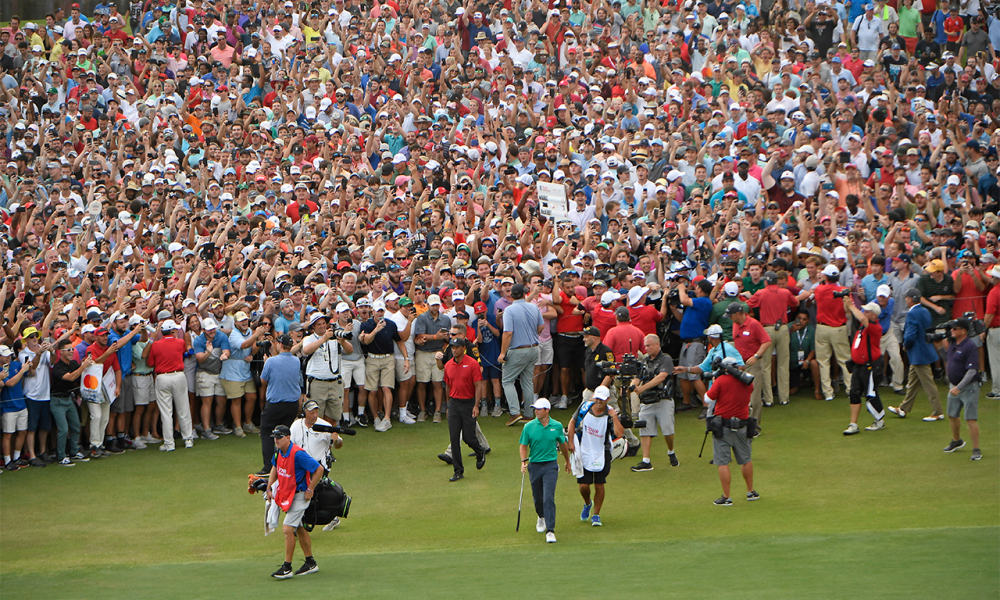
[260,401,300,470]
[849,363,884,420]
[448,397,485,476]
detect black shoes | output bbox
[669,453,679,467]
[438,453,453,465]
[357,414,369,428]
[105,440,124,454]
[476,452,486,470]
[714,496,733,506]
[943,439,966,453]
[468,448,492,457]
[294,559,318,576]
[256,467,271,476]
[449,472,464,482]
[697,407,708,419]
[272,563,293,579]
[630,461,653,472]
[747,490,760,501]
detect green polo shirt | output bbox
[519,417,566,463]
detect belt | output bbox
[133,373,153,377]
[308,376,341,382]
[513,344,538,349]
[818,323,845,328]
[368,353,393,359]
[157,370,183,375]
[558,332,583,338]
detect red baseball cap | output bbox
[473,302,487,314]
[86,298,100,308]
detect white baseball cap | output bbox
[161,320,179,331]
[427,294,441,306]
[822,264,840,277]
[202,318,218,330]
[531,398,551,410]
[593,386,611,401]
[723,281,739,296]
[704,324,724,337]
[876,284,892,297]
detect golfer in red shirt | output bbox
[746,271,800,406]
[142,320,194,451]
[440,338,487,481]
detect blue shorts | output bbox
[26,399,52,432]
[483,363,502,380]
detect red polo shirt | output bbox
[732,317,771,361]
[590,306,618,337]
[146,336,187,375]
[746,285,800,325]
[556,289,585,333]
[814,283,848,327]
[604,322,647,362]
[629,304,663,336]
[85,342,120,375]
[443,353,482,400]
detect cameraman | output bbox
[629,334,677,472]
[674,279,714,416]
[290,400,342,474]
[302,312,354,427]
[888,289,945,421]
[942,318,982,461]
[705,357,759,506]
[566,385,624,527]
[814,264,853,402]
[582,326,639,449]
[842,302,885,436]
[724,303,771,436]
[678,324,744,379]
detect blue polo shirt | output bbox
[1,360,27,413]
[260,352,301,402]
[108,329,136,376]
[502,299,544,349]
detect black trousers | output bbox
[260,401,300,470]
[448,398,485,475]
[849,363,885,420]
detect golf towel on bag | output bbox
[569,449,584,479]
[265,482,280,536]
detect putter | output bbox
[516,470,525,532]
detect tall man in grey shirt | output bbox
[499,283,545,427]
[888,254,920,356]
[413,295,452,423]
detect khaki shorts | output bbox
[2,408,28,433]
[415,350,444,383]
[364,355,396,391]
[196,371,225,397]
[133,374,155,406]
[395,356,413,381]
[308,377,345,423]
[537,338,554,366]
[342,360,365,387]
[221,378,256,400]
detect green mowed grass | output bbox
[2,382,997,599]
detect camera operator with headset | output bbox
[814,264,854,402]
[629,334,678,472]
[704,357,759,506]
[302,310,354,427]
[290,400,343,476]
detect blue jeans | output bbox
[50,395,81,460]
[528,460,558,533]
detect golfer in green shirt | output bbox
[519,398,571,543]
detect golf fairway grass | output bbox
[2,383,997,599]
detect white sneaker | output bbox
[373,418,385,432]
[131,438,147,450]
[536,517,546,533]
[545,532,557,543]
[59,457,76,467]
[865,420,885,431]
[843,423,860,436]
[141,434,163,444]
[554,396,568,409]
[160,444,175,452]
[322,517,341,531]
[400,411,417,425]
[491,404,503,418]
[383,419,392,431]
[184,439,194,448]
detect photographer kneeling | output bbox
[629,335,677,472]
[567,385,624,527]
[705,358,759,506]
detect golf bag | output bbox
[301,477,352,532]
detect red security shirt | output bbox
[851,321,882,364]
[590,306,618,337]
[746,285,800,325]
[732,317,771,361]
[604,323,647,362]
[555,288,585,333]
[814,283,848,327]
[85,342,120,375]
[443,353,482,400]
[146,336,187,375]
[706,374,751,419]
[629,304,663,336]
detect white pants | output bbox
[155,371,193,450]
[87,401,111,448]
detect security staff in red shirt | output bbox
[439,338,487,482]
[843,301,884,436]
[724,303,771,436]
[705,357,759,506]
[813,264,853,402]
[746,271,800,407]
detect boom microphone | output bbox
[312,424,357,436]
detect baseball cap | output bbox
[0,346,13,357]
[925,259,946,273]
[704,324,724,337]
[593,386,611,401]
[723,302,746,316]
[303,400,320,411]
[822,264,840,277]
[277,333,294,346]
[531,398,551,410]
[583,326,601,337]
[270,425,291,438]
[862,302,881,316]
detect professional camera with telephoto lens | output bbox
[705,357,755,386]
[331,326,353,341]
[926,311,986,343]
[832,288,852,298]
[599,354,642,378]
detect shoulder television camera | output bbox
[705,356,755,387]
[599,354,643,379]
[926,311,986,343]
[832,288,852,298]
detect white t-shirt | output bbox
[386,309,410,360]
[18,348,51,401]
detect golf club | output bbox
[516,470,525,532]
